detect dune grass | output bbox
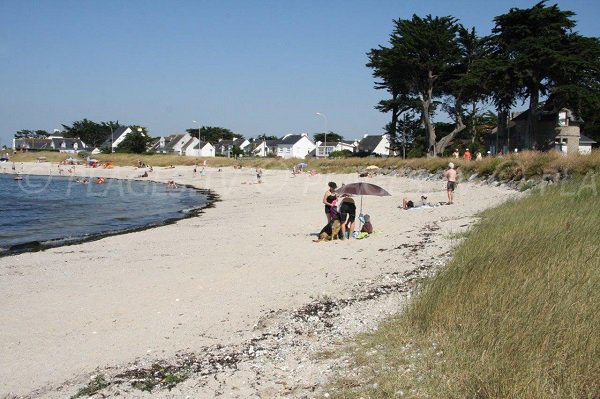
[6,150,600,181]
[328,176,600,398]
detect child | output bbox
[361,214,373,234]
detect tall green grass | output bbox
[330,177,600,398]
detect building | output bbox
[276,133,315,159]
[215,138,251,157]
[357,134,393,156]
[13,137,86,153]
[253,139,280,157]
[491,108,594,155]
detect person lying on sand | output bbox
[403,195,431,209]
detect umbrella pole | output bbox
[357,195,364,232]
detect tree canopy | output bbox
[368,1,600,154]
[186,126,241,143]
[368,15,483,156]
[313,132,344,143]
[61,119,121,148]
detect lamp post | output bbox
[192,120,201,159]
[109,125,114,153]
[316,112,327,157]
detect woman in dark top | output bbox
[322,181,338,223]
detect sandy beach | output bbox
[0,163,520,398]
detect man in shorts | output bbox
[444,162,457,204]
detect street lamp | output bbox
[192,120,201,159]
[108,125,114,153]
[315,112,328,157]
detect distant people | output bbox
[361,214,373,234]
[94,177,106,184]
[256,167,263,183]
[443,162,457,205]
[323,181,338,223]
[167,180,177,189]
[193,166,197,177]
[475,151,482,161]
[463,149,471,161]
[338,196,357,240]
[452,149,459,159]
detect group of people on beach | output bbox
[319,181,373,241]
[317,161,459,240]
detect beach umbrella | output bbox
[335,182,391,215]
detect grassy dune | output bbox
[5,150,600,180]
[330,177,600,398]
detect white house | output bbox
[276,133,315,159]
[184,138,215,157]
[215,138,251,156]
[315,139,358,156]
[253,139,280,157]
[357,134,393,156]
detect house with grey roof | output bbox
[184,139,215,157]
[99,126,132,151]
[253,139,280,157]
[13,137,86,153]
[276,133,315,159]
[215,138,251,156]
[357,134,393,156]
[492,107,595,155]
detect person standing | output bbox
[475,151,482,161]
[463,149,472,161]
[338,196,356,240]
[322,182,338,223]
[256,167,263,184]
[452,149,459,159]
[443,162,457,205]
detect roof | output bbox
[100,126,130,147]
[279,134,310,145]
[163,134,187,150]
[358,135,384,151]
[512,108,584,124]
[579,134,597,145]
[51,138,85,150]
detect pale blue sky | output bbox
[1,0,599,146]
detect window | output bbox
[558,111,568,126]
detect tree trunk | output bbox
[434,105,466,155]
[421,70,438,157]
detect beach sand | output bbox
[0,163,520,398]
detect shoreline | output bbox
[0,162,521,398]
[0,174,219,258]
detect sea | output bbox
[0,174,210,255]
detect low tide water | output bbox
[0,174,210,255]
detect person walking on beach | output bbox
[256,167,263,184]
[323,181,338,223]
[443,162,457,205]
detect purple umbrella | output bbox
[336,182,391,214]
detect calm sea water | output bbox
[0,174,209,254]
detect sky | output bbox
[1,0,599,147]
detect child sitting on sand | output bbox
[361,214,373,234]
